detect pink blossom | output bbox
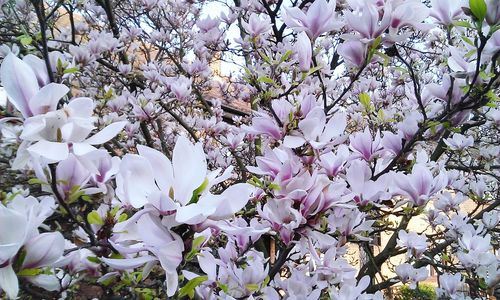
[283,0,342,39]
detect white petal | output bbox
[29,83,68,115]
[72,142,98,156]
[20,116,46,141]
[198,251,217,281]
[172,136,207,205]
[323,111,346,140]
[165,271,178,297]
[26,274,61,292]
[283,135,306,148]
[101,256,157,270]
[116,154,156,208]
[137,145,173,190]
[67,97,94,118]
[209,183,253,220]
[175,203,215,225]
[0,265,18,299]
[0,53,39,118]
[0,205,27,263]
[85,121,127,145]
[27,140,69,163]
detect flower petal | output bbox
[172,136,207,205]
[0,265,18,299]
[85,121,127,145]
[0,53,38,118]
[22,232,65,269]
[209,183,253,220]
[28,83,68,115]
[27,140,69,163]
[101,256,157,270]
[137,145,173,190]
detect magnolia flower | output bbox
[0,205,28,299]
[21,232,65,270]
[434,191,465,212]
[486,0,500,25]
[170,76,192,103]
[345,160,392,206]
[0,196,62,299]
[482,211,500,229]
[394,164,447,206]
[397,230,427,258]
[246,114,282,140]
[444,134,474,150]
[388,1,430,38]
[337,40,367,67]
[19,97,127,163]
[103,211,184,296]
[116,136,253,225]
[0,53,68,118]
[284,108,346,149]
[319,144,349,177]
[283,0,342,39]
[395,263,428,289]
[429,0,466,25]
[349,127,383,161]
[242,14,272,36]
[296,32,312,72]
[258,198,305,245]
[344,2,391,43]
[439,273,463,296]
[381,131,403,155]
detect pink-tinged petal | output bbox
[151,240,184,270]
[136,213,175,246]
[148,191,178,213]
[85,121,127,145]
[338,41,367,67]
[137,145,174,190]
[0,53,39,118]
[116,154,157,208]
[209,183,253,220]
[0,265,18,299]
[56,154,91,196]
[411,164,433,196]
[29,83,68,115]
[22,232,65,269]
[108,240,147,255]
[61,121,94,143]
[296,32,312,72]
[101,256,157,270]
[22,54,50,87]
[283,135,306,148]
[27,140,69,162]
[283,7,308,29]
[252,117,282,140]
[172,136,207,205]
[345,9,370,39]
[207,165,234,187]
